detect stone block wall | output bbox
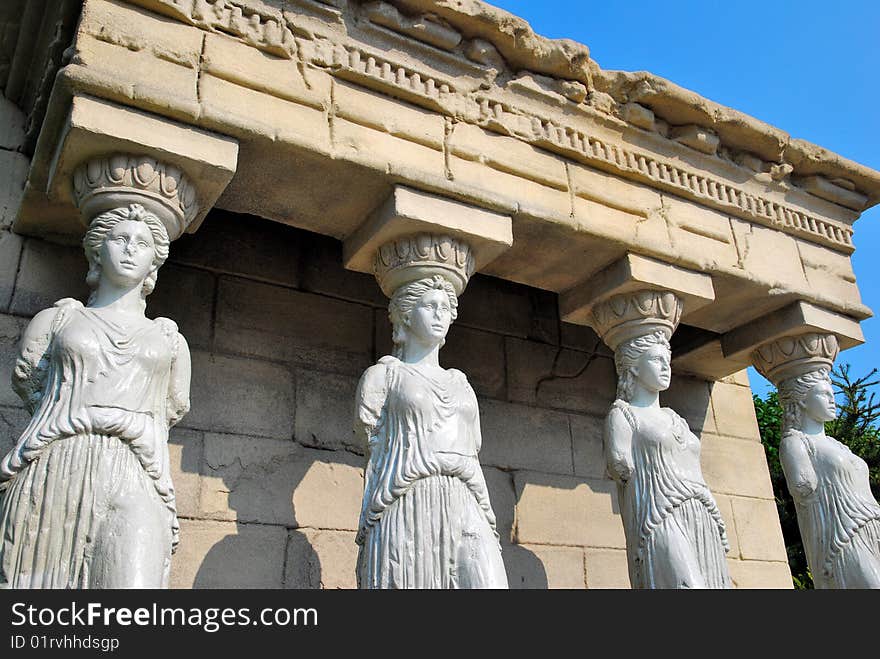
[0,204,792,588]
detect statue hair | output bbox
[613,330,670,402]
[778,368,832,434]
[388,275,459,358]
[82,203,170,309]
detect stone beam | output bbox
[16,93,238,241]
[673,300,863,381]
[559,253,714,328]
[343,185,513,293]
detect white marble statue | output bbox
[605,330,731,588]
[354,238,508,589]
[777,368,880,588]
[0,203,191,588]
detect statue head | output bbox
[388,275,459,358]
[778,367,836,433]
[613,330,672,402]
[82,203,170,308]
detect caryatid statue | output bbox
[754,333,880,588]
[354,234,508,589]
[0,155,196,588]
[595,290,731,588]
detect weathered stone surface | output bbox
[457,273,559,343]
[294,369,361,454]
[506,338,616,415]
[0,150,27,229]
[570,413,606,479]
[0,405,29,458]
[0,313,25,408]
[483,466,516,545]
[442,326,506,399]
[200,435,363,531]
[701,434,775,499]
[712,493,740,560]
[333,79,445,151]
[10,239,88,316]
[662,196,738,271]
[200,74,329,153]
[170,211,302,288]
[0,230,23,311]
[727,559,793,589]
[185,352,295,440]
[710,381,761,440]
[285,529,358,589]
[168,427,203,520]
[300,232,386,308]
[0,96,26,151]
[171,519,287,589]
[730,496,788,562]
[510,544,586,589]
[479,399,573,474]
[797,238,862,305]
[660,374,716,434]
[560,321,608,354]
[514,471,625,549]
[147,264,215,351]
[215,277,373,376]
[584,548,631,589]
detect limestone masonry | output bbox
[1,0,878,588]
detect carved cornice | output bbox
[116,0,868,253]
[752,332,839,384]
[72,154,200,240]
[591,289,683,351]
[374,233,475,297]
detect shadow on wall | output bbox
[175,428,554,589]
[173,430,364,589]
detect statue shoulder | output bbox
[25,299,82,337]
[606,400,636,431]
[359,357,396,391]
[152,316,179,335]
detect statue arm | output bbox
[11,306,61,414]
[604,406,634,484]
[780,434,818,501]
[353,363,388,451]
[166,333,191,427]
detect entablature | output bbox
[7,0,878,380]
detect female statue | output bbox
[605,330,730,588]
[0,203,190,588]
[778,368,880,588]
[354,273,508,589]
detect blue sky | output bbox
[489,0,880,397]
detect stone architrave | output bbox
[590,289,732,589]
[0,154,196,589]
[753,333,880,588]
[347,189,511,588]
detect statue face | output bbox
[803,377,837,424]
[634,343,671,393]
[406,288,453,345]
[100,219,156,288]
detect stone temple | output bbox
[0,0,877,588]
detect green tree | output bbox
[753,363,880,589]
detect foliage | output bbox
[753,363,880,589]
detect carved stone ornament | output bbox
[0,202,191,588]
[591,289,683,351]
[72,154,200,240]
[755,332,880,588]
[373,233,476,297]
[355,233,507,589]
[752,332,839,385]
